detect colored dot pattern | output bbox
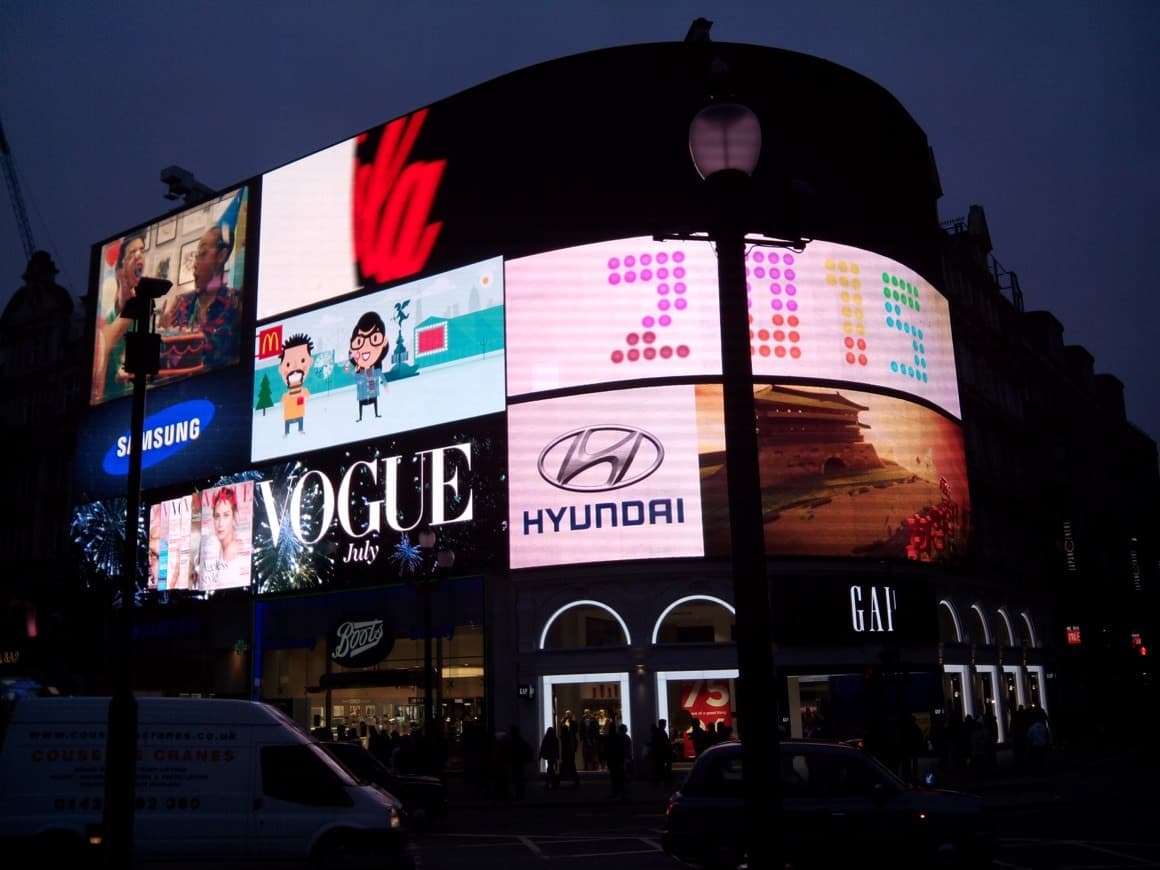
[606,248,691,364]
[882,271,928,383]
[826,257,867,367]
[748,249,802,360]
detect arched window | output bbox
[938,599,963,643]
[996,608,1016,648]
[969,603,992,645]
[539,600,631,650]
[1019,611,1039,648]
[652,595,735,644]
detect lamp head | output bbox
[689,103,762,180]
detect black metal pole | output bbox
[103,316,149,868]
[712,173,781,868]
[423,577,434,746]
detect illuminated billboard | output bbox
[251,257,504,463]
[197,482,255,591]
[506,236,960,419]
[508,385,708,570]
[698,385,970,561]
[74,368,255,503]
[509,382,968,570]
[505,237,724,395]
[90,187,250,405]
[148,493,198,591]
[257,108,446,319]
[251,417,507,594]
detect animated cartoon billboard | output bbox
[251,257,504,463]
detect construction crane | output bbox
[1,116,36,262]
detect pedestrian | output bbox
[1027,707,1050,772]
[581,709,599,771]
[605,722,631,799]
[690,717,711,757]
[650,719,673,787]
[539,725,560,789]
[559,719,580,786]
[899,712,924,783]
[508,723,533,798]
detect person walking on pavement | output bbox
[507,724,533,799]
[605,722,632,799]
[559,718,580,786]
[539,725,560,790]
[650,719,674,788]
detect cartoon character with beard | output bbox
[348,311,389,422]
[278,333,314,435]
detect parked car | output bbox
[662,738,995,869]
[318,740,449,828]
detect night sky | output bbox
[2,2,1157,444]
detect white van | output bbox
[0,696,413,867]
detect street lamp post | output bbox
[416,529,454,767]
[689,102,782,868]
[102,276,169,868]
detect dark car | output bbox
[318,740,449,828]
[662,739,995,869]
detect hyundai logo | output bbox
[537,425,664,492]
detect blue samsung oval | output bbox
[101,399,216,475]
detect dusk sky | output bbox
[2,2,1157,443]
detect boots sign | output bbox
[328,617,393,667]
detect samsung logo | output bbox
[101,399,215,475]
[537,425,664,492]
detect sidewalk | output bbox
[441,740,1148,811]
[444,766,688,810]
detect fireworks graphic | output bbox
[389,532,426,576]
[252,461,334,594]
[69,497,147,602]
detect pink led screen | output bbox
[505,236,961,419]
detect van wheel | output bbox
[311,831,363,870]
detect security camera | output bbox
[137,277,173,300]
[160,164,214,204]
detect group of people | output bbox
[538,713,635,797]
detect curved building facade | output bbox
[65,39,1065,762]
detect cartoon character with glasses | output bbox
[348,311,389,421]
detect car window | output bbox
[701,752,746,798]
[261,744,354,806]
[780,751,815,797]
[811,751,886,797]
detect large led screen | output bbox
[508,383,969,570]
[251,257,504,463]
[505,236,960,419]
[91,187,250,405]
[74,367,255,503]
[146,482,254,593]
[257,108,446,319]
[508,385,708,570]
[700,384,970,562]
[505,237,725,395]
[250,416,507,594]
